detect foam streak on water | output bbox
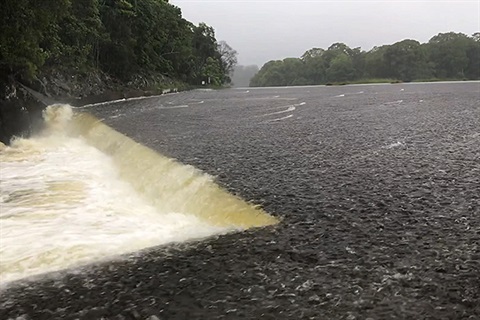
[0,105,276,284]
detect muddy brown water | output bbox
[1,82,479,319]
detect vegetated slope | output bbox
[0,0,238,144]
[0,0,237,92]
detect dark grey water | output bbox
[2,82,479,319]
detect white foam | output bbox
[384,100,403,105]
[264,114,293,123]
[261,105,296,117]
[385,141,404,149]
[258,102,305,118]
[0,106,232,284]
[79,91,179,109]
[0,135,227,284]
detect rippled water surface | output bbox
[1,82,479,319]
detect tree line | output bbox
[250,32,480,87]
[0,0,237,87]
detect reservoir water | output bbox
[1,83,478,319]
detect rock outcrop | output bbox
[0,78,47,145]
[0,70,182,145]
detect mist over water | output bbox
[0,105,276,284]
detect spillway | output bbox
[0,105,277,284]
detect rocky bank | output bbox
[0,70,181,145]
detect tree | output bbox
[98,0,136,78]
[350,47,366,79]
[130,0,193,77]
[326,53,355,82]
[322,43,363,82]
[384,39,431,81]
[0,0,237,87]
[201,57,223,85]
[0,0,69,78]
[250,60,285,87]
[301,48,325,60]
[323,43,353,65]
[301,48,326,84]
[45,0,104,69]
[427,32,471,78]
[189,23,221,84]
[466,33,480,79]
[251,32,479,87]
[281,58,305,85]
[364,46,389,78]
[218,41,238,83]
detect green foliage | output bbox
[1,0,236,86]
[250,60,284,87]
[301,49,326,85]
[364,46,389,78]
[200,57,221,86]
[326,53,355,82]
[466,40,480,79]
[0,0,69,78]
[384,40,431,81]
[44,0,104,70]
[250,32,480,87]
[188,23,232,85]
[426,32,479,79]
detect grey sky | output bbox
[170,0,480,66]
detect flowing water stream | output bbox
[0,105,277,284]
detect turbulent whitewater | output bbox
[0,105,277,284]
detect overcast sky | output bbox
[170,0,480,66]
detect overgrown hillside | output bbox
[0,0,237,90]
[0,0,238,144]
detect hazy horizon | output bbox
[171,0,480,66]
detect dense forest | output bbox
[250,32,480,87]
[1,1,478,90]
[0,0,237,88]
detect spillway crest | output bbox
[0,104,277,284]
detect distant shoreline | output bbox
[244,79,480,90]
